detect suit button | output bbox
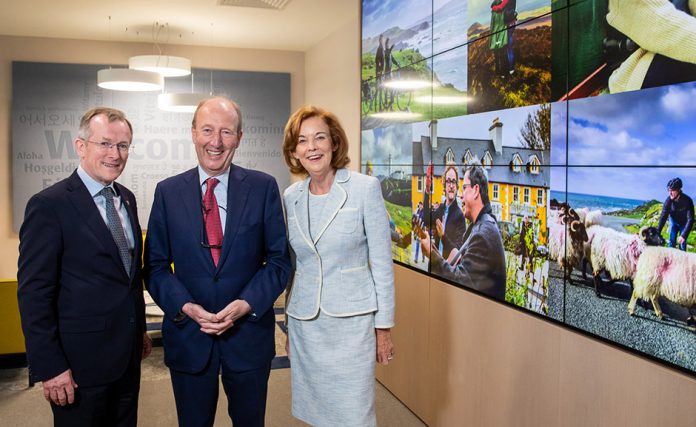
[213,276,219,283]
[129,317,135,323]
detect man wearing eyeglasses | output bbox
[423,163,467,262]
[420,162,506,301]
[17,107,150,427]
[145,96,290,427]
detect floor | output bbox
[0,293,426,426]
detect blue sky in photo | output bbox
[413,103,549,151]
[567,82,696,166]
[550,82,696,200]
[362,123,415,166]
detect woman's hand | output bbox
[375,328,395,365]
[285,334,290,360]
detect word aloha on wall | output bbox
[12,61,290,230]
[360,0,696,376]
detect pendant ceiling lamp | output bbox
[129,22,192,78]
[96,16,165,92]
[129,55,191,77]
[156,23,213,112]
[97,68,164,91]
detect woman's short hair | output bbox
[282,106,351,175]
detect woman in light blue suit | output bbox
[282,106,395,426]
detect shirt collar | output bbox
[77,165,116,197]
[198,165,230,190]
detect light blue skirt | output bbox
[288,310,376,427]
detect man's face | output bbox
[192,99,242,177]
[443,168,458,205]
[668,188,680,200]
[460,171,478,222]
[75,114,131,186]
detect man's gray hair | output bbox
[77,107,133,142]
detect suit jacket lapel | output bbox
[216,165,250,270]
[180,168,213,269]
[66,171,126,279]
[311,169,348,245]
[292,178,315,252]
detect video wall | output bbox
[360,0,696,375]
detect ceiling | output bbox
[0,0,358,52]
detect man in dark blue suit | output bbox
[17,107,151,427]
[145,96,291,427]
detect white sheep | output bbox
[628,247,696,319]
[576,207,604,228]
[583,226,664,296]
[585,210,603,228]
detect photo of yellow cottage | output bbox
[412,118,550,244]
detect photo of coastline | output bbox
[361,0,469,123]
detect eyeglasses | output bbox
[200,202,227,250]
[86,140,132,153]
[444,178,458,186]
[200,228,223,249]
[461,183,477,191]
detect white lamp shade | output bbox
[158,93,209,112]
[97,68,164,91]
[129,55,192,77]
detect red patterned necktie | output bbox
[203,178,223,266]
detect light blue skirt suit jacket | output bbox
[284,168,395,326]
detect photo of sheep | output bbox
[552,0,696,101]
[547,166,695,371]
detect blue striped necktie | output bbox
[100,187,132,277]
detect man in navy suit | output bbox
[17,107,151,427]
[145,96,290,427]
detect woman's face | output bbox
[293,116,335,177]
